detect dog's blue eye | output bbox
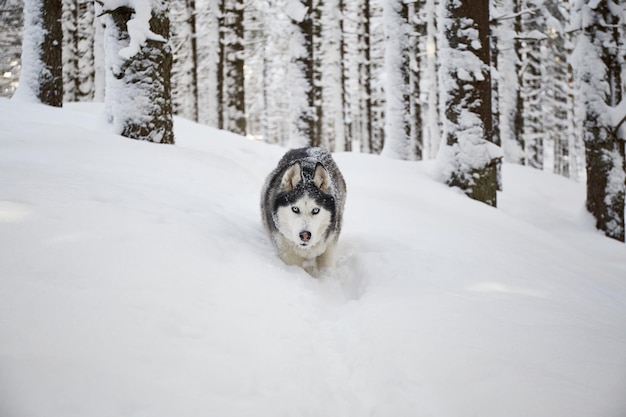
[292,206,300,214]
[312,208,320,215]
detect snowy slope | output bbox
[1,98,625,417]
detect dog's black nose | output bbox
[299,231,311,242]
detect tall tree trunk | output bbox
[17,0,63,106]
[63,0,94,102]
[170,0,199,122]
[512,0,526,164]
[519,0,544,169]
[437,0,499,206]
[411,0,427,160]
[423,0,439,158]
[103,1,174,144]
[336,0,348,151]
[0,0,23,99]
[360,0,372,154]
[489,2,502,190]
[217,0,225,130]
[578,0,625,241]
[288,0,315,147]
[222,0,246,136]
[187,0,199,122]
[380,0,412,160]
[312,0,322,147]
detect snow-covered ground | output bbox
[1,98,625,417]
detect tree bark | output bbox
[580,0,625,242]
[438,0,499,206]
[18,0,63,106]
[105,2,174,144]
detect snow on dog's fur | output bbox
[261,147,346,274]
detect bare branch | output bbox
[491,7,536,23]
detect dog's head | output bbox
[274,163,335,248]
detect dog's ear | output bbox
[281,163,302,191]
[313,163,332,193]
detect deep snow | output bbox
[1,98,625,417]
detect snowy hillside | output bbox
[1,98,625,417]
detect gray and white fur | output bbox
[261,147,346,273]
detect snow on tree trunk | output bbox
[436,0,501,207]
[93,13,106,101]
[356,0,374,154]
[542,0,572,178]
[171,0,200,122]
[63,0,95,102]
[423,0,439,159]
[101,0,174,144]
[221,0,245,136]
[252,0,291,145]
[287,0,315,147]
[195,0,219,127]
[380,0,412,160]
[493,0,523,165]
[0,0,23,99]
[318,0,345,151]
[519,1,545,169]
[411,0,427,161]
[15,0,63,106]
[311,2,322,147]
[574,0,625,242]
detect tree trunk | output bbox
[360,0,372,154]
[380,0,412,160]
[104,2,174,144]
[578,0,625,242]
[222,0,246,136]
[437,0,499,206]
[289,0,315,147]
[17,0,63,106]
[63,0,94,102]
[188,0,199,122]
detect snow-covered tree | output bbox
[0,0,23,98]
[574,0,625,242]
[219,0,245,135]
[436,0,501,206]
[359,0,373,153]
[316,0,345,150]
[63,0,95,102]
[422,0,440,159]
[14,0,63,106]
[171,0,200,122]
[247,0,290,144]
[287,0,315,147]
[542,0,574,178]
[410,0,428,160]
[196,0,219,127]
[93,8,106,101]
[518,0,546,169]
[99,0,174,144]
[492,0,523,164]
[380,0,412,160]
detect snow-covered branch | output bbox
[491,7,535,23]
[98,0,167,60]
[515,29,548,42]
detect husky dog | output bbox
[261,147,346,273]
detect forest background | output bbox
[1,0,625,242]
